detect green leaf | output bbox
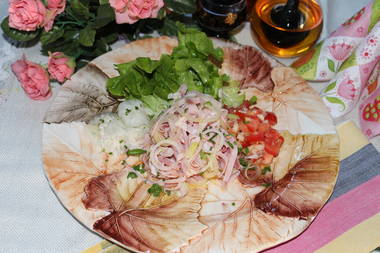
[157,18,178,36]
[89,4,115,29]
[327,59,335,72]
[79,27,96,47]
[116,62,136,75]
[102,32,118,44]
[220,87,245,108]
[324,81,337,93]
[1,17,41,42]
[99,0,109,4]
[135,57,160,74]
[107,76,127,97]
[40,27,64,45]
[165,0,196,14]
[325,96,346,111]
[71,0,90,19]
[140,95,170,115]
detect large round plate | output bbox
[42,37,339,253]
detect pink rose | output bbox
[43,9,57,32]
[47,0,66,14]
[8,0,46,31]
[48,52,75,83]
[43,0,66,31]
[11,57,51,100]
[109,0,164,24]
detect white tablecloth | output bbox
[0,0,378,252]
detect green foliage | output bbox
[106,25,239,113]
[1,17,41,42]
[1,0,201,70]
[165,0,197,14]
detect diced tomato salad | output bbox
[227,101,284,166]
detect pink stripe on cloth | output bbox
[264,174,380,253]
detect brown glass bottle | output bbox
[195,0,247,38]
[250,0,323,57]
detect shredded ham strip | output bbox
[147,91,238,190]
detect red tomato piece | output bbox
[264,112,277,126]
[245,118,261,132]
[264,135,284,156]
[244,132,265,146]
[258,123,271,132]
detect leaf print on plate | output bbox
[255,134,339,219]
[44,64,119,123]
[181,193,308,253]
[82,170,181,212]
[93,186,207,253]
[43,122,126,226]
[244,67,336,135]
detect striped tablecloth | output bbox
[82,120,380,253]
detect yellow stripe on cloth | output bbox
[337,120,369,160]
[316,213,380,253]
[81,243,103,253]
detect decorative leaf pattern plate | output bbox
[42,37,339,253]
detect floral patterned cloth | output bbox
[359,78,380,138]
[321,21,380,119]
[292,0,380,81]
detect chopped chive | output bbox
[261,166,271,175]
[121,160,126,165]
[148,184,163,197]
[226,141,234,148]
[127,149,147,155]
[204,101,212,107]
[232,202,236,206]
[99,119,105,123]
[262,182,272,187]
[200,151,210,160]
[105,159,108,162]
[135,106,139,110]
[208,132,218,144]
[127,172,138,179]
[165,190,171,196]
[227,114,239,120]
[119,140,124,143]
[242,147,249,155]
[133,164,145,174]
[108,152,113,155]
[249,96,257,105]
[239,158,248,167]
[125,109,131,115]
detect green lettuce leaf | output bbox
[220,87,245,108]
[141,95,170,115]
